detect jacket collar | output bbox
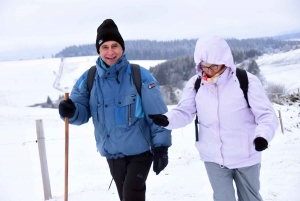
[215,67,230,85]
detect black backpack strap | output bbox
[87,64,142,97]
[194,76,201,93]
[236,68,251,108]
[194,76,201,141]
[87,65,96,92]
[130,64,142,97]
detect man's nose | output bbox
[107,48,114,54]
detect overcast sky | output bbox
[1,0,300,61]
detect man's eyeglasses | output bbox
[199,64,219,71]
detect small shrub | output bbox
[265,82,287,103]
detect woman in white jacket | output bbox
[149,36,278,201]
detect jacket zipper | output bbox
[215,83,225,168]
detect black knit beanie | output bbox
[95,19,125,54]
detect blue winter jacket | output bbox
[65,54,172,159]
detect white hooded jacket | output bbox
[164,36,278,168]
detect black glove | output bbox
[152,146,168,175]
[254,137,268,151]
[148,114,169,127]
[59,99,76,118]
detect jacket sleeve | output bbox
[247,73,278,142]
[164,75,198,130]
[60,70,91,125]
[139,67,172,148]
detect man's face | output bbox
[99,41,123,66]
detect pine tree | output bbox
[46,96,52,105]
[247,59,260,75]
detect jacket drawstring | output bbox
[116,71,120,84]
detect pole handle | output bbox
[64,93,69,101]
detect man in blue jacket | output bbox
[58,19,172,201]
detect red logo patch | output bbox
[148,83,156,89]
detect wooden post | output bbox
[278,110,284,134]
[64,93,69,201]
[36,119,52,200]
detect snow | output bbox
[256,48,300,93]
[0,52,299,201]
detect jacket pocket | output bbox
[223,134,249,159]
[115,95,137,126]
[197,124,219,158]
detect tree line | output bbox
[54,37,300,60]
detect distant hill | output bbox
[272,33,300,41]
[53,34,300,60]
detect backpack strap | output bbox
[130,64,142,97]
[236,68,251,108]
[194,76,201,142]
[87,65,96,92]
[194,76,201,93]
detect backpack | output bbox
[87,64,142,96]
[194,68,250,141]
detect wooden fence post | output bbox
[36,119,52,200]
[278,110,284,134]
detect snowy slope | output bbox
[257,48,300,93]
[0,58,61,107]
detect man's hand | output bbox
[59,99,76,118]
[152,146,169,175]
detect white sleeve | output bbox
[164,75,198,130]
[247,73,279,142]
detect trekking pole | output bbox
[64,93,69,201]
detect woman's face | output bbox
[199,63,225,78]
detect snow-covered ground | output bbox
[0,52,299,201]
[257,48,300,93]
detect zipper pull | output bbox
[126,118,131,130]
[128,117,132,126]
